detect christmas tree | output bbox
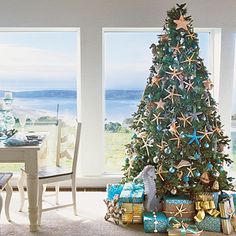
[122,3,234,196]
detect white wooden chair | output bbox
[18,121,81,225]
[0,172,13,221]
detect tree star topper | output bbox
[174,15,189,31]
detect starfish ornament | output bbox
[184,81,194,92]
[189,107,202,122]
[174,15,189,31]
[186,30,197,40]
[177,113,192,127]
[169,122,180,134]
[165,66,182,81]
[134,114,146,125]
[186,128,203,145]
[170,133,181,148]
[173,42,183,54]
[151,75,162,87]
[156,164,168,181]
[203,79,213,90]
[182,53,197,65]
[154,99,165,110]
[213,122,222,135]
[156,140,168,151]
[141,137,153,156]
[187,166,196,177]
[164,87,182,104]
[151,113,164,124]
[197,126,212,141]
[174,204,187,217]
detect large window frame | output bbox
[102,27,221,177]
[0,27,81,186]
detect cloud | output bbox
[0,43,76,80]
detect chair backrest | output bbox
[56,120,81,176]
[72,121,82,176]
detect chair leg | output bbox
[38,184,44,226]
[72,178,77,216]
[18,171,26,212]
[5,182,13,222]
[55,183,60,205]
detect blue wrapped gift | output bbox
[163,195,193,205]
[195,215,221,232]
[119,182,144,203]
[143,212,168,233]
[106,184,124,201]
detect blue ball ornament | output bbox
[220,166,224,172]
[180,133,185,139]
[204,142,210,148]
[194,170,201,177]
[156,124,162,131]
[183,175,190,183]
[169,167,176,174]
[207,162,213,170]
[194,152,200,160]
[148,94,152,100]
[164,147,171,154]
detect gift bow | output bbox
[194,199,220,222]
[123,183,143,192]
[168,217,202,236]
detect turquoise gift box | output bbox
[163,195,193,205]
[143,212,168,233]
[195,215,221,232]
[106,184,124,201]
[119,182,144,203]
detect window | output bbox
[104,29,211,174]
[0,29,78,172]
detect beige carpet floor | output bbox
[0,191,235,236]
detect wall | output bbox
[0,0,235,182]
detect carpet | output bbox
[0,191,235,236]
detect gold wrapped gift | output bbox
[121,203,143,224]
[194,193,220,223]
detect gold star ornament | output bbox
[174,15,189,31]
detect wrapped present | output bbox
[212,192,220,208]
[194,193,220,223]
[106,183,124,201]
[163,195,195,221]
[119,182,144,203]
[143,212,168,233]
[168,217,202,236]
[195,215,221,232]
[121,202,143,224]
[219,195,236,235]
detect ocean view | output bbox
[1,90,143,123]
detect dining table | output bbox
[0,135,47,232]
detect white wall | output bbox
[0,0,235,184]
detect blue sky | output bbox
[0,32,77,91]
[0,31,209,92]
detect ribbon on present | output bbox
[120,182,144,203]
[194,194,220,222]
[168,217,203,236]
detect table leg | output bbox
[25,153,39,232]
[27,174,38,231]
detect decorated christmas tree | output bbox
[122,3,234,196]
